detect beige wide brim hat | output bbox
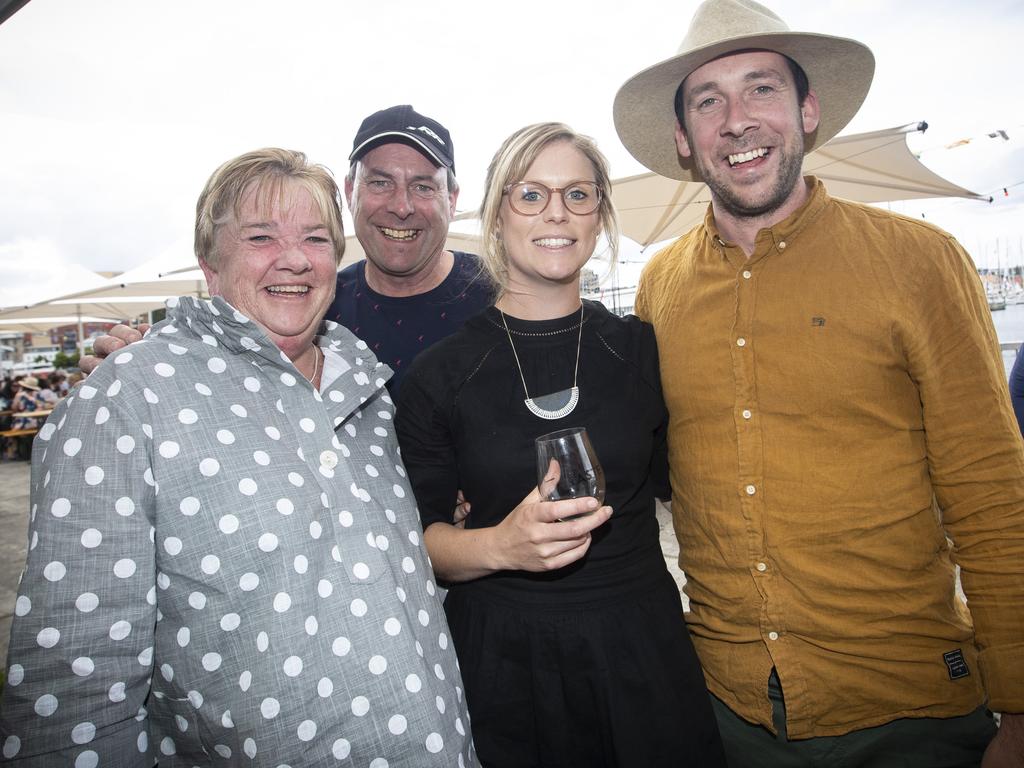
[613,0,874,181]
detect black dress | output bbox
[397,301,725,768]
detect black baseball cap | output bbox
[349,105,455,175]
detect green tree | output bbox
[52,351,81,369]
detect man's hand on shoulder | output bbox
[982,713,1024,768]
[79,324,149,375]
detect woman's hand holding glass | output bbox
[490,456,612,574]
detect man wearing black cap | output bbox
[328,105,491,392]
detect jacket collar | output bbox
[164,295,392,394]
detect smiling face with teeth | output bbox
[345,143,458,296]
[200,180,337,362]
[676,50,820,230]
[498,140,602,301]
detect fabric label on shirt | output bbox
[943,649,970,679]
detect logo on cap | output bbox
[409,125,445,146]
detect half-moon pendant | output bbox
[524,386,579,420]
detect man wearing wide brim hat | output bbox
[615,1,1024,765]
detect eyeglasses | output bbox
[502,180,602,216]
[359,177,443,201]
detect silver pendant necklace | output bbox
[500,304,583,420]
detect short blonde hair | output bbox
[478,123,619,294]
[195,148,346,268]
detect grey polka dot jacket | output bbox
[0,296,476,767]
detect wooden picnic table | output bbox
[20,409,54,420]
[1,408,56,420]
[1,408,57,459]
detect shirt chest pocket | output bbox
[330,520,392,585]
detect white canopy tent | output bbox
[611,122,991,249]
[0,244,207,332]
[44,269,209,303]
[0,249,207,352]
[0,316,122,335]
[0,247,113,310]
[0,297,174,322]
[0,298,166,355]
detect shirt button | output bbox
[756,562,767,572]
[778,241,787,250]
[319,450,338,470]
[768,631,780,641]
[742,270,752,279]
[736,337,747,347]
[745,484,756,496]
[742,409,752,420]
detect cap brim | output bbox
[613,32,874,181]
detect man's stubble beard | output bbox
[695,130,806,221]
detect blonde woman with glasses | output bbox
[396,123,725,767]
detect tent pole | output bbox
[77,306,86,358]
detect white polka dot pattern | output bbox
[0,296,475,766]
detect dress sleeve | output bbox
[902,234,1024,712]
[634,268,652,323]
[395,366,461,530]
[642,323,671,501]
[0,382,158,765]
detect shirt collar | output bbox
[702,176,831,262]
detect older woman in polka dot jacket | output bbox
[0,149,477,766]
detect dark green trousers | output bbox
[712,670,997,768]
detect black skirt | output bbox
[445,572,726,768]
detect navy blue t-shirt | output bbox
[1010,350,1024,436]
[325,251,494,393]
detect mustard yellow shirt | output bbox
[635,178,1024,738]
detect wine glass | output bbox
[535,427,606,518]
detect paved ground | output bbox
[0,459,31,673]
[0,457,690,674]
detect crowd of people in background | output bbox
[0,371,81,459]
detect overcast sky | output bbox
[1,0,1023,307]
